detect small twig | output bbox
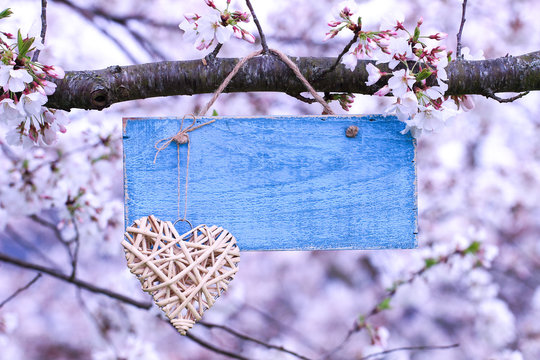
[360,343,460,360]
[185,332,250,360]
[483,89,530,103]
[29,215,65,245]
[286,92,317,104]
[320,33,359,77]
[200,322,313,360]
[0,273,42,309]
[205,43,223,62]
[456,0,468,59]
[29,214,78,278]
[5,224,59,268]
[0,252,152,310]
[69,217,81,280]
[241,302,324,353]
[32,0,48,62]
[245,0,268,53]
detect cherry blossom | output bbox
[365,63,385,86]
[0,66,33,92]
[387,68,415,97]
[0,10,68,147]
[178,0,255,51]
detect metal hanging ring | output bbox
[173,218,193,230]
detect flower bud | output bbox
[429,32,448,41]
[183,13,200,24]
[204,0,216,9]
[242,30,256,44]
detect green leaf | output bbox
[376,297,391,311]
[212,109,219,116]
[424,258,438,269]
[464,241,481,255]
[19,37,35,58]
[413,27,421,42]
[17,29,23,50]
[0,8,13,19]
[416,68,433,81]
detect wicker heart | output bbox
[123,215,240,335]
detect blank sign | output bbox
[123,115,417,251]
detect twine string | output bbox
[154,48,334,222]
[154,115,215,220]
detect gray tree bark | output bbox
[47,51,540,111]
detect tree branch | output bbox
[31,0,47,62]
[200,321,312,360]
[456,0,468,59]
[185,332,250,360]
[483,89,530,103]
[0,252,152,310]
[46,51,540,111]
[319,33,359,78]
[245,0,268,53]
[360,343,459,360]
[0,274,42,309]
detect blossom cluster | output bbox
[0,8,67,147]
[179,0,255,51]
[325,2,477,137]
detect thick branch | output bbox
[47,51,540,111]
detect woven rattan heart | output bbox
[123,215,240,335]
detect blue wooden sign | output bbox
[123,115,417,251]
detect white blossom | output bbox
[0,98,22,123]
[365,63,383,86]
[476,299,516,348]
[388,69,415,98]
[342,52,358,71]
[0,66,33,93]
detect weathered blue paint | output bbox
[123,115,417,251]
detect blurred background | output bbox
[0,0,539,359]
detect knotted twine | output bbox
[124,48,333,335]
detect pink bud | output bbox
[429,32,448,41]
[395,21,405,31]
[375,85,391,96]
[45,65,65,79]
[242,30,256,44]
[204,0,216,9]
[196,41,207,51]
[328,20,341,27]
[324,29,339,41]
[417,17,423,26]
[461,95,475,111]
[183,13,200,24]
[232,26,242,39]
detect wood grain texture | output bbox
[123,115,417,251]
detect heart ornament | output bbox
[123,215,240,335]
